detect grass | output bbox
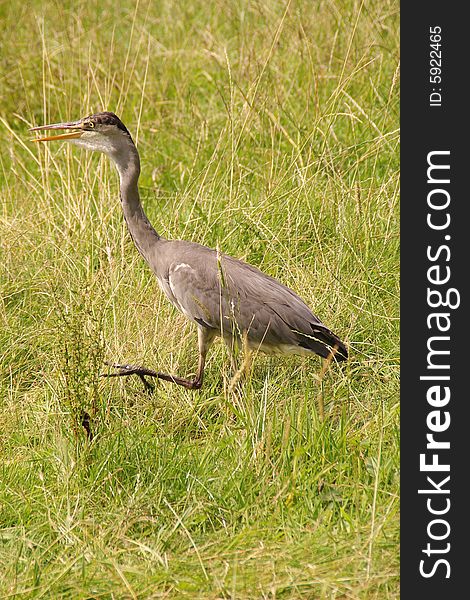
[0,0,399,597]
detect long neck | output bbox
[111,139,161,264]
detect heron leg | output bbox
[101,327,216,391]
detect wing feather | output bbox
[161,241,347,360]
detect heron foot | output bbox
[100,362,156,392]
[101,362,203,390]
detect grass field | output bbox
[0,0,400,597]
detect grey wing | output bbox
[165,252,224,330]
[166,248,347,360]
[222,256,348,359]
[165,251,253,338]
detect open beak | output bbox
[29,121,84,142]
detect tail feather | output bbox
[297,325,348,362]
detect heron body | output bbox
[31,112,347,389]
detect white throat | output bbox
[69,129,140,182]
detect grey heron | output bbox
[30,112,348,390]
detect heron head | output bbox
[30,112,134,156]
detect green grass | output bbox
[0,0,399,597]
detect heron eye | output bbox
[88,121,95,129]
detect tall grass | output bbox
[0,0,399,597]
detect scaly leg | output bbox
[101,327,216,391]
